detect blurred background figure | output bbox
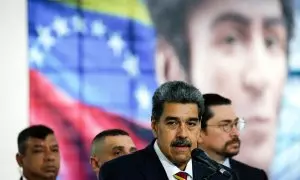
[90,129,137,179]
[27,0,300,180]
[16,125,60,180]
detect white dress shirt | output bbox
[154,140,193,180]
[222,158,231,168]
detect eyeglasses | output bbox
[206,118,246,133]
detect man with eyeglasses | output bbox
[198,93,268,180]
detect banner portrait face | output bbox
[152,0,288,172]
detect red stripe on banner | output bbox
[29,69,149,180]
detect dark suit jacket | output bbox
[230,159,268,180]
[99,141,237,180]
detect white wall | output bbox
[0,0,28,179]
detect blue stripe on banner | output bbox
[28,0,157,121]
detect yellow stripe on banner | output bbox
[53,0,152,26]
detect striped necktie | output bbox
[173,171,188,180]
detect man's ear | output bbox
[16,153,23,167]
[197,129,205,144]
[154,38,186,85]
[90,156,101,173]
[151,118,158,138]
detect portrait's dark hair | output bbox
[17,125,54,154]
[91,129,130,155]
[151,81,205,121]
[201,93,232,129]
[146,0,295,73]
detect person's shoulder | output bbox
[99,149,147,179]
[231,159,261,171]
[230,159,267,176]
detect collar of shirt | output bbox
[154,140,193,180]
[22,175,27,180]
[222,158,231,168]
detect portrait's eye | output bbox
[223,34,238,45]
[265,35,280,49]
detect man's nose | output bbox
[44,150,56,161]
[176,123,188,138]
[242,39,270,97]
[230,125,240,137]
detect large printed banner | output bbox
[28,0,300,180]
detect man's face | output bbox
[98,135,137,162]
[91,135,137,174]
[199,105,241,162]
[156,0,287,170]
[151,102,200,170]
[17,134,60,179]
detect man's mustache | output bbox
[171,138,192,147]
[225,137,241,146]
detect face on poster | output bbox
[149,0,293,171]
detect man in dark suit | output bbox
[198,93,268,180]
[99,81,236,180]
[16,125,60,180]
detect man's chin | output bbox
[172,154,190,164]
[42,172,58,179]
[223,151,239,158]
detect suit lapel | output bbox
[139,140,169,180]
